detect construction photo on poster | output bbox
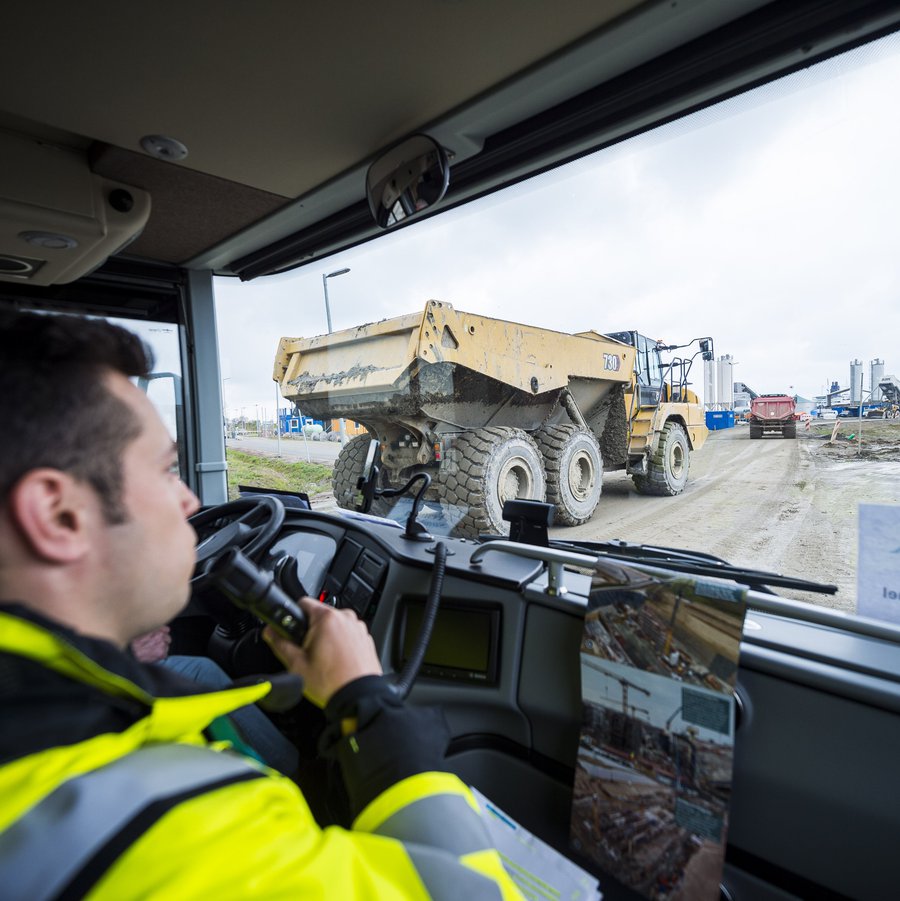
[569,561,748,901]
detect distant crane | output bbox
[665,706,691,792]
[661,587,695,658]
[585,658,651,719]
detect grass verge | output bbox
[226,449,333,501]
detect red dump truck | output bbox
[749,394,797,439]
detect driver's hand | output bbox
[130,626,172,663]
[263,598,382,707]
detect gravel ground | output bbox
[560,421,900,612]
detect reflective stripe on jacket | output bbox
[0,610,523,900]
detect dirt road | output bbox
[559,422,900,612]
[226,435,341,465]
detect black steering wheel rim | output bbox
[189,495,286,592]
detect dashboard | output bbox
[199,501,900,901]
[264,509,548,693]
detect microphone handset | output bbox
[207,547,309,644]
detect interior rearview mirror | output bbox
[366,135,449,229]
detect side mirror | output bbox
[366,135,449,228]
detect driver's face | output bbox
[100,373,200,640]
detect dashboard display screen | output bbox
[399,600,499,683]
[269,531,337,597]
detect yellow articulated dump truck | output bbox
[274,301,711,537]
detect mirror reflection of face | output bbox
[367,136,448,227]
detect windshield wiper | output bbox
[548,537,838,595]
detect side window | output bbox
[635,334,663,388]
[108,317,188,479]
[646,342,663,388]
[13,310,189,480]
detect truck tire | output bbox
[441,427,546,537]
[749,424,763,439]
[783,423,797,439]
[332,434,378,510]
[632,422,690,497]
[536,425,603,525]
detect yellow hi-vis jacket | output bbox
[0,609,524,900]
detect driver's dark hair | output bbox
[0,310,155,523]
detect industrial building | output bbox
[815,359,900,415]
[703,356,898,426]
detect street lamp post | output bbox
[274,381,282,457]
[322,267,351,444]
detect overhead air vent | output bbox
[0,254,45,278]
[0,132,151,286]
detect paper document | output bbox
[572,564,747,901]
[470,786,602,901]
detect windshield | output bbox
[215,33,900,621]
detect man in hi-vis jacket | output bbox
[0,311,522,901]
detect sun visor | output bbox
[0,132,150,285]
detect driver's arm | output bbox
[263,597,450,814]
[259,598,525,900]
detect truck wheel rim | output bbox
[669,443,684,477]
[568,450,596,501]
[499,455,534,502]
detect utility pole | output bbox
[859,371,864,455]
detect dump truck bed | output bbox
[750,394,796,423]
[749,393,797,439]
[274,301,636,433]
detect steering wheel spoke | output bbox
[189,496,286,594]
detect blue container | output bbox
[705,411,735,430]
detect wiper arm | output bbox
[549,537,838,595]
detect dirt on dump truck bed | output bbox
[560,419,900,612]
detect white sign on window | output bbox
[857,504,900,624]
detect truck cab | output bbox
[605,331,666,407]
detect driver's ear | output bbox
[7,469,96,563]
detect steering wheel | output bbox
[189,496,286,593]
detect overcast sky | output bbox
[211,34,900,420]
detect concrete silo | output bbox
[717,355,734,410]
[870,359,885,401]
[850,359,863,405]
[704,357,718,409]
